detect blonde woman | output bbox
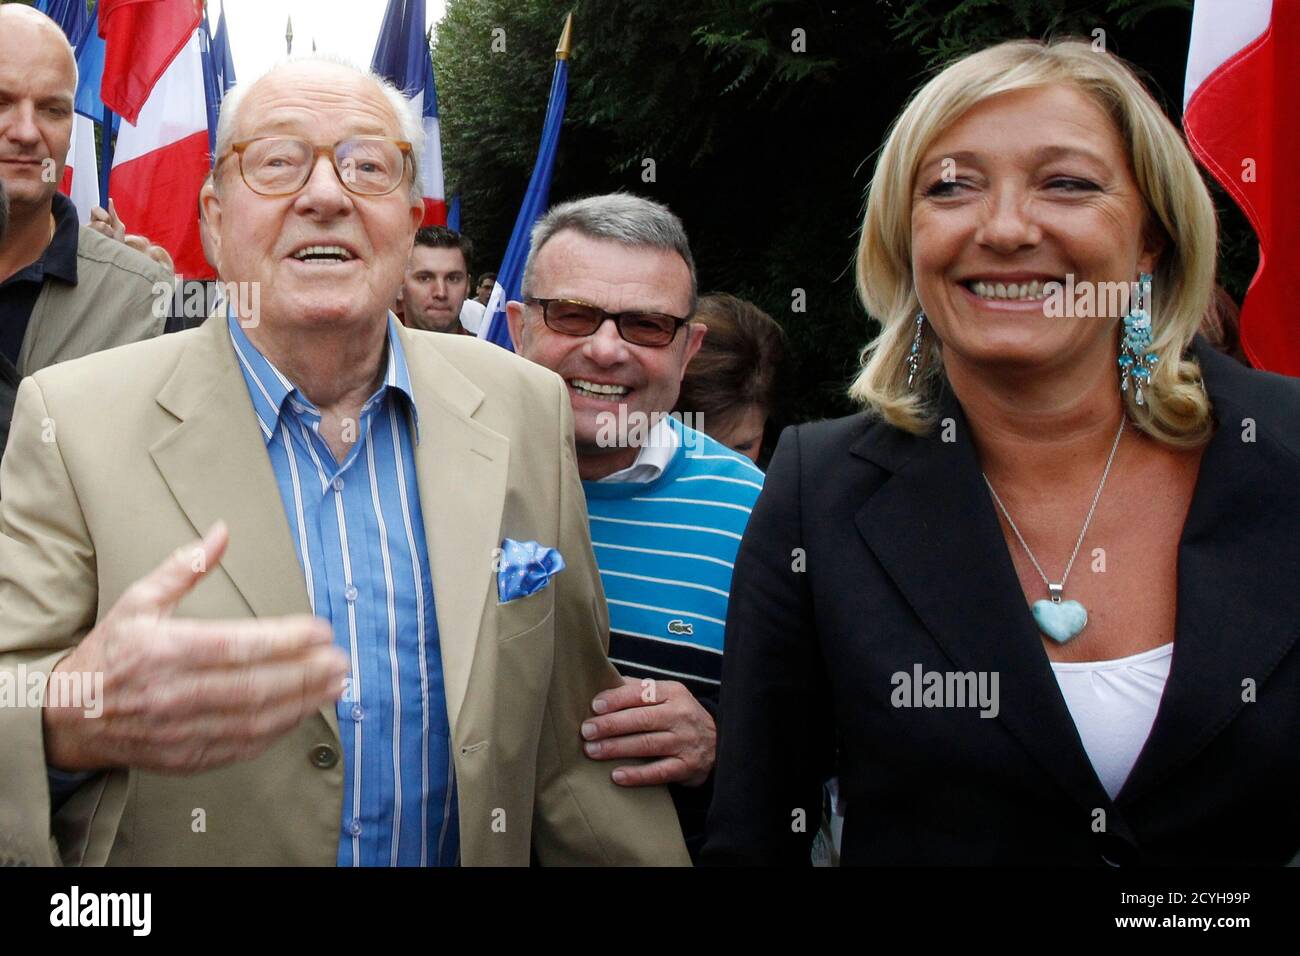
[703,39,1300,866]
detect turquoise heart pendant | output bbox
[1032,598,1088,644]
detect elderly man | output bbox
[0,60,687,867]
[506,193,765,859]
[0,5,168,465]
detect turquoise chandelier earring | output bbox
[1118,273,1157,406]
[906,311,925,389]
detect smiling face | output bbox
[201,61,423,333]
[402,244,470,332]
[507,230,705,471]
[910,84,1162,380]
[0,10,75,212]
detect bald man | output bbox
[0,4,167,467]
[0,56,688,867]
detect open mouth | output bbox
[569,378,629,400]
[962,279,1059,302]
[290,245,357,264]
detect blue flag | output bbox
[478,29,570,350]
[447,195,461,232]
[212,3,237,95]
[39,0,89,46]
[371,0,428,97]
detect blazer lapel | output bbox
[1120,344,1300,803]
[149,315,333,739]
[399,329,509,735]
[851,392,1127,825]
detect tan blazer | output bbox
[0,314,689,866]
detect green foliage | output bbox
[435,0,1255,427]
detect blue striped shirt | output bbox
[582,418,764,698]
[229,313,458,867]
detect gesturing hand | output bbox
[581,676,716,788]
[42,522,349,775]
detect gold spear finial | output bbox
[556,11,574,61]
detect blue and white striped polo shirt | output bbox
[229,313,458,867]
[581,417,764,701]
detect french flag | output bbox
[61,116,101,225]
[108,30,214,278]
[97,0,202,125]
[371,0,447,226]
[1184,0,1300,375]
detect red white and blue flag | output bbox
[108,29,214,278]
[371,0,447,226]
[1184,0,1300,374]
[97,0,203,125]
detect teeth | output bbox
[969,280,1048,301]
[292,245,353,261]
[570,378,629,397]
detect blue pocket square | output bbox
[498,538,566,602]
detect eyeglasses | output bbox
[224,136,413,197]
[527,297,691,348]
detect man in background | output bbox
[398,225,485,335]
[0,5,167,465]
[474,271,496,306]
[507,192,764,859]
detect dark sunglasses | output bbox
[527,297,690,348]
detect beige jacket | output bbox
[0,314,689,866]
[17,225,168,376]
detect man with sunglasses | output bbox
[0,61,687,867]
[506,193,765,860]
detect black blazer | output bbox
[702,340,1300,865]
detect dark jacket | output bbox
[702,340,1300,865]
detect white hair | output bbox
[212,54,424,203]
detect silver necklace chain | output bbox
[982,417,1126,596]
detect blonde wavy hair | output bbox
[850,39,1217,447]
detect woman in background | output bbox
[676,293,786,466]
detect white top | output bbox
[459,298,486,333]
[597,417,679,483]
[1050,643,1173,800]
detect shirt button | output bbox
[348,819,363,837]
[344,585,359,602]
[332,477,344,492]
[350,704,364,721]
[309,744,338,770]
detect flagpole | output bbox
[478,12,574,348]
[100,106,115,207]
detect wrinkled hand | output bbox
[581,676,716,787]
[42,522,349,775]
[88,199,174,272]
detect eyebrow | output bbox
[241,119,394,140]
[918,144,1111,175]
